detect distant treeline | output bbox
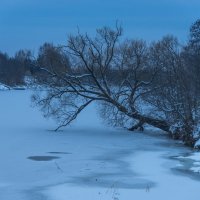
[1,20,200,89]
[0,43,71,86]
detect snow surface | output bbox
[0,90,200,200]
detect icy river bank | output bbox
[0,90,200,200]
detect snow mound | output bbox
[195,139,200,148]
[13,86,26,90]
[169,122,183,134]
[190,166,200,173]
[0,83,10,90]
[187,152,200,161]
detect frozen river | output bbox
[0,90,200,200]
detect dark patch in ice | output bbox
[24,188,47,200]
[157,141,186,148]
[47,151,72,154]
[70,173,156,189]
[24,185,50,200]
[68,148,156,189]
[171,168,200,181]
[168,153,200,181]
[27,156,60,161]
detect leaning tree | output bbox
[33,25,169,132]
[32,24,200,147]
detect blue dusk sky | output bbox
[0,0,200,56]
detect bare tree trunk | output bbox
[130,114,169,132]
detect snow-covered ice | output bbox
[0,90,200,200]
